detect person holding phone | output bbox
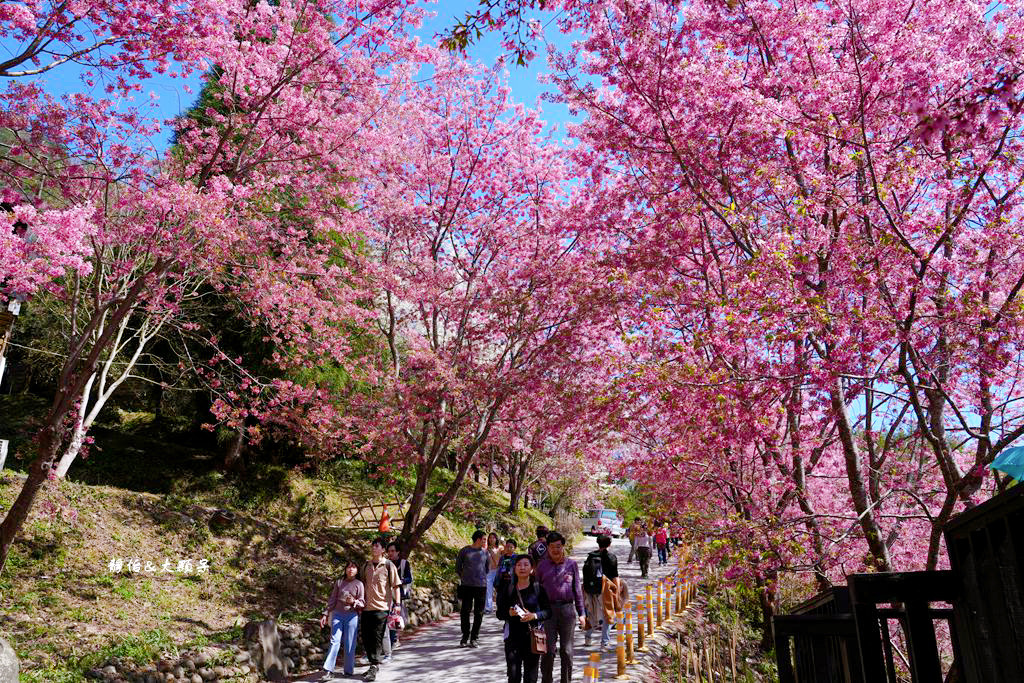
[497,554,550,683]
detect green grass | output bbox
[111,578,135,600]
[82,629,178,668]
[188,624,243,649]
[19,664,84,683]
[67,606,89,622]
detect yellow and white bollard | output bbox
[585,652,601,682]
[636,594,646,652]
[583,657,596,683]
[645,584,654,637]
[656,579,663,628]
[615,612,628,679]
[625,603,635,663]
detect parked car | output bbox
[581,508,625,537]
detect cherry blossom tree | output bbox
[496,356,621,513]
[540,0,1024,585]
[332,57,621,551]
[0,0,424,570]
[0,0,230,301]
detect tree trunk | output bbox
[0,260,166,570]
[399,460,432,546]
[54,425,87,479]
[401,451,477,552]
[757,576,778,652]
[508,452,531,513]
[509,478,524,513]
[53,371,98,479]
[0,427,59,571]
[830,377,892,572]
[223,427,246,472]
[508,457,518,500]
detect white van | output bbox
[581,508,624,537]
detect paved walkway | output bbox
[296,535,681,682]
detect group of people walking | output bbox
[319,521,661,683]
[626,519,679,578]
[319,538,412,681]
[456,526,628,683]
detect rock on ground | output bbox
[0,638,18,683]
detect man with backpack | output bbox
[492,538,518,600]
[360,538,401,682]
[528,526,549,566]
[582,535,619,649]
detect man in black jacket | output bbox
[582,535,619,649]
[528,526,549,565]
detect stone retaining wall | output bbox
[87,584,457,682]
[403,584,458,628]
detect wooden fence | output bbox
[335,495,412,532]
[774,484,1024,683]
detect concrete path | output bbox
[296,535,682,682]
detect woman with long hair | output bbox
[485,531,501,612]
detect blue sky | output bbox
[0,0,579,152]
[418,0,580,125]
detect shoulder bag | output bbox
[516,584,547,655]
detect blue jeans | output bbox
[324,611,359,675]
[486,569,498,611]
[657,544,668,565]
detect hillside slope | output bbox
[0,458,554,682]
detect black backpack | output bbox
[494,554,515,589]
[582,550,604,595]
[529,540,547,565]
